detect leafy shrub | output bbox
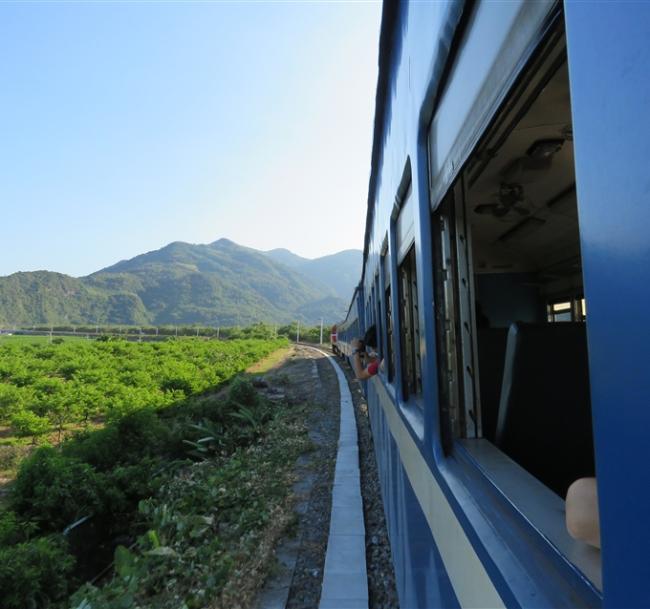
[63,409,172,470]
[71,400,309,609]
[0,510,37,546]
[165,395,227,423]
[114,408,171,461]
[0,384,25,421]
[61,426,119,471]
[0,534,75,609]
[10,410,50,439]
[101,458,165,517]
[160,376,194,395]
[11,447,104,530]
[227,377,259,409]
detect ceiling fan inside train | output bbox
[473,138,565,219]
[474,182,531,218]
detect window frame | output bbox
[425,10,602,598]
[398,245,422,401]
[381,248,395,383]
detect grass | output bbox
[245,346,293,375]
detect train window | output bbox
[430,30,601,588]
[432,40,597,499]
[398,246,422,401]
[382,253,395,382]
[432,191,475,442]
[547,297,587,323]
[374,274,382,356]
[548,301,572,322]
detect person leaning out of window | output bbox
[350,325,382,380]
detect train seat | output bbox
[477,328,509,442]
[494,322,595,497]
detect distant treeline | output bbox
[6,321,330,343]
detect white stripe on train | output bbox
[372,378,506,609]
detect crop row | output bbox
[0,337,287,439]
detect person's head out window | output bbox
[351,325,382,380]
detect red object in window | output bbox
[367,360,379,376]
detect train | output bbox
[336,2,650,608]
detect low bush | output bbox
[228,376,260,409]
[63,408,173,471]
[70,400,310,609]
[0,509,37,546]
[0,534,75,609]
[10,410,50,439]
[10,447,104,531]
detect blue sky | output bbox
[0,1,381,277]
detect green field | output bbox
[0,336,285,440]
[0,334,89,345]
[0,336,305,608]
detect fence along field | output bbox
[0,332,309,608]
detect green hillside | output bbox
[264,248,361,300]
[0,240,357,326]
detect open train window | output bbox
[431,28,600,587]
[382,252,395,382]
[398,246,422,400]
[373,274,382,356]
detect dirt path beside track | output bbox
[252,345,398,609]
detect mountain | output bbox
[263,248,309,269]
[264,248,361,300]
[0,240,361,327]
[0,272,150,326]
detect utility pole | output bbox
[296,321,300,343]
[319,317,324,345]
[216,326,220,340]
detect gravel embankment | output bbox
[340,361,400,609]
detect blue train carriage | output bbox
[352,1,650,608]
[335,286,363,358]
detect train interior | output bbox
[459,47,595,499]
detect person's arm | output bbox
[566,477,601,549]
[350,339,373,380]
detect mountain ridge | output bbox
[0,240,361,326]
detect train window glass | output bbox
[547,297,587,323]
[383,254,395,382]
[433,43,597,500]
[398,246,422,401]
[374,275,382,356]
[549,301,572,322]
[432,193,470,442]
